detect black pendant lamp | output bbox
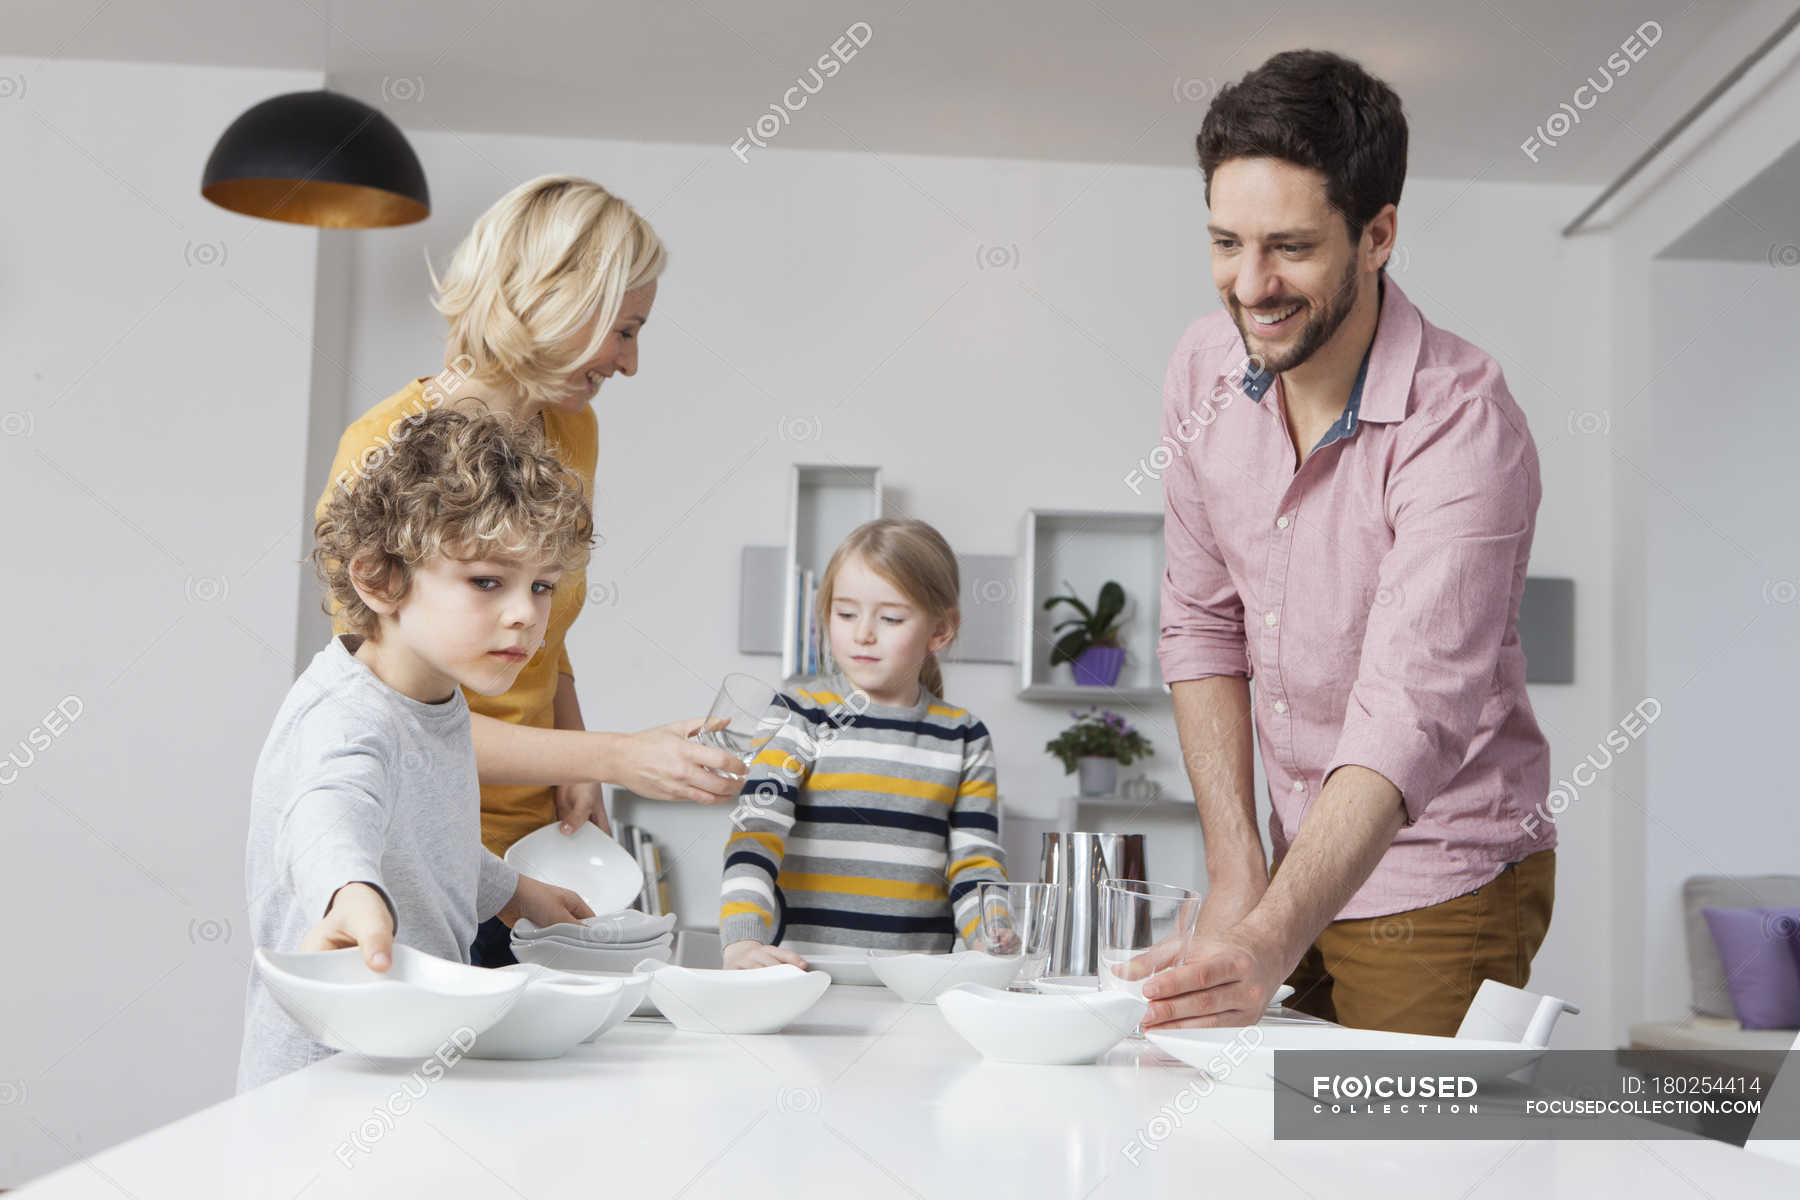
[201,89,430,229]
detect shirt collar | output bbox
[1221,272,1422,436]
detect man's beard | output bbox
[1233,257,1362,375]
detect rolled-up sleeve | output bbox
[1326,394,1537,824]
[1157,344,1250,684]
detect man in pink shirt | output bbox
[1141,49,1556,1037]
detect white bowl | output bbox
[799,948,883,987]
[466,965,623,1060]
[513,911,677,943]
[502,823,644,915]
[255,945,527,1058]
[510,937,672,974]
[638,962,830,1034]
[1143,1025,1548,1090]
[936,983,1147,1064]
[869,950,1023,1003]
[1035,974,1100,996]
[580,972,654,1040]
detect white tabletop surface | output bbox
[16,986,1800,1198]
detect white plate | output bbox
[799,948,883,987]
[510,937,672,974]
[512,931,673,952]
[638,961,830,1034]
[467,965,623,1060]
[869,950,1023,1004]
[937,983,1147,1064]
[255,945,527,1058]
[502,823,644,916]
[1144,1024,1548,1090]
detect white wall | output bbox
[0,56,322,1186]
[1599,36,1800,1038]
[1643,259,1800,1014]
[331,132,1619,1042]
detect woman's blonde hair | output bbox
[816,519,961,699]
[314,408,594,637]
[430,175,666,411]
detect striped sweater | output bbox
[718,674,1007,952]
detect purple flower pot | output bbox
[1072,645,1124,687]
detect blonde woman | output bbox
[316,176,742,966]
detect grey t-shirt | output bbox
[237,634,519,1092]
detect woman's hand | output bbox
[497,874,595,929]
[300,882,395,971]
[555,779,611,836]
[615,718,745,805]
[722,940,808,970]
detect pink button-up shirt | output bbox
[1156,276,1553,920]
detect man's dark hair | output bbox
[1197,49,1408,242]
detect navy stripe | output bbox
[796,804,948,836]
[949,809,998,832]
[724,850,777,879]
[782,907,957,935]
[948,879,982,904]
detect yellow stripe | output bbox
[797,688,844,707]
[927,703,968,719]
[776,871,948,902]
[721,901,772,924]
[809,772,955,805]
[956,779,998,800]
[948,855,1004,877]
[727,830,786,857]
[959,912,983,940]
[750,747,805,772]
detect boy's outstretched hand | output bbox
[301,882,396,971]
[723,940,808,970]
[498,874,595,929]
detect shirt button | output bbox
[1276,515,1290,529]
[1292,780,1306,792]
[1263,611,1278,627]
[1273,699,1288,714]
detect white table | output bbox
[17,986,1800,1198]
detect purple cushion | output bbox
[1700,906,1800,1030]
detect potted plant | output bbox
[1045,707,1153,795]
[1044,579,1128,686]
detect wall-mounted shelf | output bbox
[1017,509,1168,701]
[781,464,882,681]
[1019,684,1170,703]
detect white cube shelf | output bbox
[1016,509,1170,702]
[781,464,883,681]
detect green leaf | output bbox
[1092,581,1126,631]
[1049,630,1090,666]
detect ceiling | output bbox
[4,0,1796,183]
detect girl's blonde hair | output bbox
[313,408,594,637]
[817,519,961,699]
[430,175,666,411]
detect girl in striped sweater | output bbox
[720,519,1008,969]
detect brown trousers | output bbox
[1279,849,1556,1036]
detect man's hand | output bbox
[300,882,395,972]
[555,779,611,836]
[1191,875,1267,941]
[617,718,745,805]
[497,874,595,930]
[722,940,808,970]
[1140,928,1290,1029]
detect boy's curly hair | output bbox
[313,408,594,637]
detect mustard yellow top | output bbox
[317,378,598,856]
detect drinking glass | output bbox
[976,882,1060,992]
[696,673,794,773]
[1097,879,1202,1034]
